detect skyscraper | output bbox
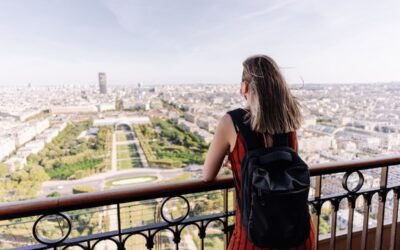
[98,72,107,94]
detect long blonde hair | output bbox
[242,55,302,134]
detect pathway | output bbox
[111,132,117,172]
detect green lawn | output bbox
[117,132,127,141]
[116,139,141,170]
[117,144,127,151]
[105,175,157,189]
[117,158,142,169]
[117,150,139,159]
[117,144,138,152]
[117,132,134,142]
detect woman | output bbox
[203,55,315,249]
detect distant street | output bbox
[38,168,184,197]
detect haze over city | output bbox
[1,0,400,85]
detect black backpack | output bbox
[227,108,311,248]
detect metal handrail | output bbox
[1,154,399,221]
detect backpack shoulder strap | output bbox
[227,108,263,151]
[272,133,291,147]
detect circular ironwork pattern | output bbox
[33,213,72,246]
[160,195,190,224]
[342,170,364,193]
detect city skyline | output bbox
[1,81,399,207]
[0,82,399,248]
[0,0,400,85]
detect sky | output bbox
[0,0,399,85]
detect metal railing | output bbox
[309,155,400,250]
[0,155,399,250]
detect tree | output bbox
[73,185,95,194]
[0,163,7,178]
[27,154,40,164]
[47,191,61,198]
[11,170,29,183]
[26,164,50,182]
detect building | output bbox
[0,136,16,161]
[177,119,197,132]
[184,112,197,123]
[303,116,317,126]
[35,119,50,134]
[51,105,98,114]
[150,99,163,110]
[194,130,213,144]
[99,72,107,94]
[15,126,37,147]
[298,135,336,152]
[98,103,115,112]
[196,118,210,131]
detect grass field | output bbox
[105,176,157,189]
[117,149,139,159]
[116,132,126,141]
[117,158,141,169]
[117,132,134,142]
[116,132,141,170]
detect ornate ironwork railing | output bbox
[0,155,399,250]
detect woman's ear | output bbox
[243,81,249,94]
[240,82,245,97]
[240,81,249,100]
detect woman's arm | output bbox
[202,114,232,182]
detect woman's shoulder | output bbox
[226,107,249,114]
[219,113,238,133]
[226,107,249,126]
[217,113,239,152]
[219,113,233,125]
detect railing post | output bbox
[154,201,160,250]
[346,195,356,250]
[361,192,372,250]
[200,220,205,250]
[375,166,388,250]
[117,203,125,250]
[390,187,399,250]
[312,175,322,250]
[146,230,154,250]
[330,198,339,250]
[174,224,180,250]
